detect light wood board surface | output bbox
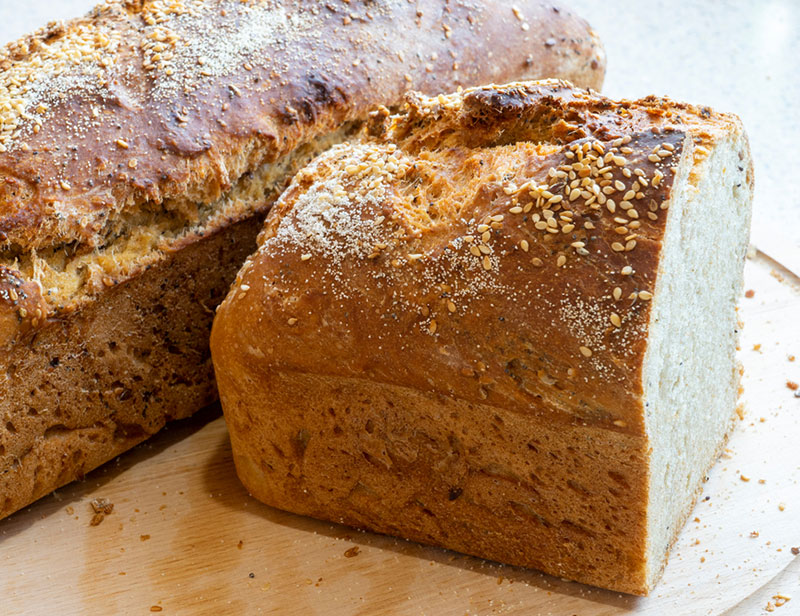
[1,254,798,616]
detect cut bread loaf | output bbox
[0,1,605,519]
[211,80,754,595]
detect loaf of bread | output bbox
[211,80,754,595]
[0,1,606,519]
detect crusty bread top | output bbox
[0,0,605,349]
[0,0,604,252]
[214,80,748,434]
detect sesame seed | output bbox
[519,239,529,252]
[287,318,298,325]
[621,266,633,275]
[447,301,456,313]
[570,241,585,249]
[610,313,622,327]
[509,206,523,214]
[482,256,492,270]
[613,287,622,301]
[116,139,130,149]
[648,154,661,163]
[469,245,481,257]
[60,180,71,191]
[561,224,575,234]
[300,253,312,261]
[613,419,627,428]
[611,242,625,252]
[612,156,627,167]
[639,290,653,301]
[532,257,543,267]
[478,245,492,255]
[579,346,593,357]
[625,240,637,251]
[429,320,438,334]
[407,253,424,261]
[556,255,567,267]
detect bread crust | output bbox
[0,2,606,519]
[211,80,751,594]
[0,216,259,519]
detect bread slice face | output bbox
[211,80,753,594]
[641,126,752,584]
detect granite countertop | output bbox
[0,1,796,269]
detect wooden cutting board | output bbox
[2,253,799,616]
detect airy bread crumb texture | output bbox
[212,80,753,595]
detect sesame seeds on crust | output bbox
[244,81,734,428]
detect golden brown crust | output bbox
[0,2,606,519]
[0,216,258,519]
[211,80,748,594]
[0,0,605,252]
[224,81,743,435]
[228,372,652,594]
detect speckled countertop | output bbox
[0,0,797,267]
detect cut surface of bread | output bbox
[218,81,753,594]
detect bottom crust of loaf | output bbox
[225,369,658,595]
[0,216,263,519]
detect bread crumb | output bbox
[745,289,755,298]
[740,474,750,482]
[791,547,799,555]
[89,497,114,525]
[787,381,798,391]
[344,546,360,558]
[140,534,151,541]
[91,498,114,514]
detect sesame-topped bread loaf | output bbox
[0,1,606,520]
[211,80,753,595]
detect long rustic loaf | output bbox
[0,1,606,519]
[211,80,753,595]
